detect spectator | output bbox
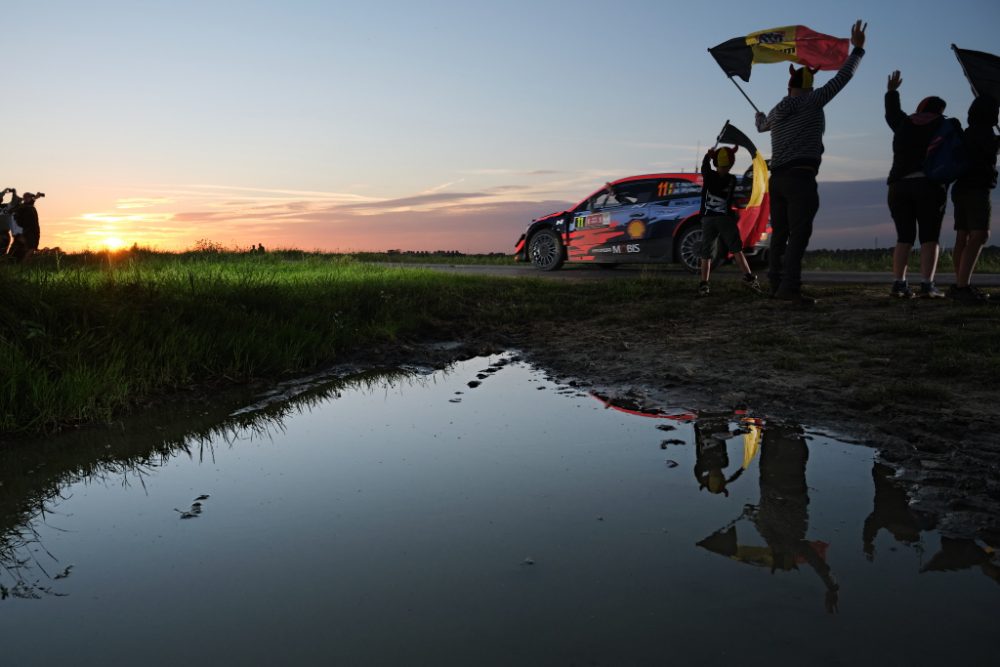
[949,95,999,303]
[884,71,951,298]
[755,20,867,306]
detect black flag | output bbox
[717,121,760,157]
[952,44,1000,103]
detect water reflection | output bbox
[696,423,839,613]
[594,390,997,603]
[0,365,419,598]
[863,462,932,561]
[863,462,999,586]
[692,411,760,497]
[0,356,996,664]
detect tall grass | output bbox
[0,251,550,435]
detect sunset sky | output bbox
[7,0,999,253]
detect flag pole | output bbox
[728,77,761,114]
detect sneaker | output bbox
[969,285,992,301]
[948,285,985,304]
[919,282,945,298]
[742,273,763,293]
[774,288,817,306]
[698,281,710,297]
[891,280,914,299]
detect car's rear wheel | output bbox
[528,228,564,271]
[677,225,703,273]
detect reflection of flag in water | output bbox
[742,420,762,470]
[717,122,770,249]
[709,26,849,82]
[952,44,1000,104]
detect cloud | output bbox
[116,197,172,209]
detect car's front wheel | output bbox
[676,225,703,273]
[528,228,565,271]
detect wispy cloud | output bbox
[116,197,172,209]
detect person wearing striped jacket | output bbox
[755,20,867,305]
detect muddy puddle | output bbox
[1,354,997,665]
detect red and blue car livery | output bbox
[514,171,769,273]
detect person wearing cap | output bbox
[949,95,999,304]
[696,145,761,296]
[10,191,41,262]
[755,20,867,306]
[884,71,953,299]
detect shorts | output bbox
[887,178,946,244]
[952,185,992,232]
[700,215,742,259]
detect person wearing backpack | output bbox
[884,71,953,298]
[949,95,999,304]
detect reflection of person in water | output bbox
[697,423,839,613]
[862,462,998,584]
[693,413,760,497]
[862,462,932,561]
[922,537,1000,585]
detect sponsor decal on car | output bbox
[573,212,610,230]
[657,181,702,198]
[626,219,646,239]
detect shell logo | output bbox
[626,220,646,239]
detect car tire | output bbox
[676,225,703,273]
[528,228,565,271]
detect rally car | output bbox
[513,170,770,273]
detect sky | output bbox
[5,0,999,253]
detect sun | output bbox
[101,236,127,251]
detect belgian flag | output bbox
[709,26,849,82]
[716,122,770,250]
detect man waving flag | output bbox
[710,26,849,82]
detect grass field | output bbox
[2,245,999,437]
[0,249,573,435]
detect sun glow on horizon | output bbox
[100,236,127,251]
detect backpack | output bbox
[923,117,968,183]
